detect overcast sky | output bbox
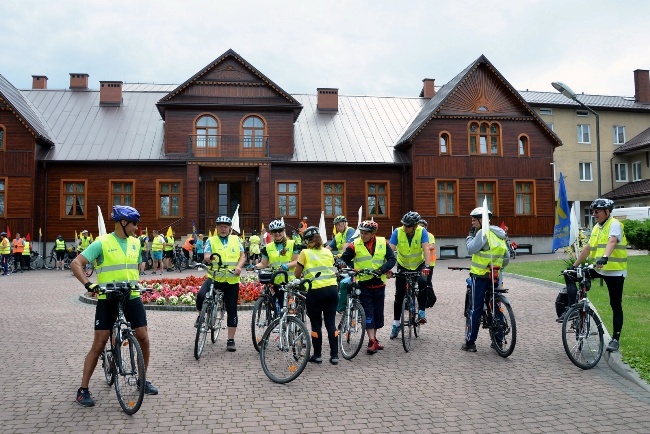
[2,0,649,98]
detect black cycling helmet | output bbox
[401,211,421,226]
[590,198,614,212]
[0,232,6,237]
[418,219,428,228]
[215,216,232,225]
[111,205,140,223]
[302,226,320,241]
[333,215,347,224]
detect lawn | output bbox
[505,255,650,384]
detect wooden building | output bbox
[0,50,560,254]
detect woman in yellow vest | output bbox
[197,215,246,352]
[255,219,299,309]
[294,226,339,365]
[22,238,31,270]
[70,205,157,407]
[248,230,262,268]
[55,234,67,270]
[463,207,508,352]
[388,211,431,339]
[339,221,396,354]
[573,198,627,353]
[0,231,10,276]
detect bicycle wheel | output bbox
[252,296,273,352]
[31,255,43,270]
[114,334,145,415]
[63,256,72,270]
[339,299,366,360]
[260,316,311,384]
[84,262,94,277]
[44,255,56,270]
[489,297,517,358]
[211,296,224,344]
[194,301,212,360]
[562,305,604,369]
[101,344,115,386]
[412,292,420,338]
[400,296,413,352]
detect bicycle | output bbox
[43,247,58,270]
[449,266,517,358]
[560,264,604,369]
[172,245,189,272]
[251,268,286,352]
[193,255,234,360]
[392,270,422,352]
[259,274,314,384]
[29,250,44,270]
[97,283,150,415]
[336,268,370,360]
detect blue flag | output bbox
[192,220,197,240]
[552,173,571,251]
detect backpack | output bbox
[425,285,437,308]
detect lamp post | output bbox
[552,81,601,197]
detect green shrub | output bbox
[621,219,650,252]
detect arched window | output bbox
[518,134,530,157]
[195,115,218,148]
[242,116,265,148]
[469,122,501,155]
[439,132,451,155]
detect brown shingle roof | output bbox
[602,179,650,200]
[613,126,650,155]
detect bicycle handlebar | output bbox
[448,266,471,271]
[337,268,378,278]
[98,282,152,294]
[283,271,321,293]
[561,263,596,279]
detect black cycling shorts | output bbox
[164,250,174,259]
[55,250,65,261]
[94,297,147,330]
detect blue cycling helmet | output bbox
[215,216,232,225]
[111,205,140,223]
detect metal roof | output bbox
[292,94,424,164]
[21,87,167,161]
[520,90,650,111]
[613,126,650,155]
[0,74,54,145]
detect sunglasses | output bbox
[403,224,414,228]
[271,229,284,234]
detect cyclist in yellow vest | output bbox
[248,230,261,268]
[150,229,166,275]
[294,226,339,365]
[21,239,31,270]
[70,205,157,407]
[55,234,67,270]
[463,207,509,352]
[77,229,92,253]
[0,231,10,276]
[164,231,175,271]
[573,198,627,353]
[388,211,431,339]
[339,220,396,354]
[197,215,246,352]
[326,215,356,255]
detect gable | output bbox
[157,49,302,120]
[438,64,530,117]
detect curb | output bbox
[506,273,650,391]
[78,295,255,311]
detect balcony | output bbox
[189,135,269,158]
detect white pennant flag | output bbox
[231,204,241,234]
[318,211,327,245]
[97,206,107,237]
[352,206,363,238]
[569,203,579,258]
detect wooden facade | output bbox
[0,51,561,252]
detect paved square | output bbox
[1,258,649,433]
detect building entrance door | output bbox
[204,182,242,233]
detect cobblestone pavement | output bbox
[1,256,649,433]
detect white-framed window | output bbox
[615,163,628,182]
[577,125,591,143]
[540,108,553,115]
[546,122,554,131]
[576,110,589,117]
[613,126,626,145]
[579,162,592,181]
[632,161,642,181]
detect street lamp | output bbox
[552,81,601,197]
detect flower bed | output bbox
[89,275,264,306]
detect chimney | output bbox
[31,75,48,89]
[634,69,650,103]
[317,88,338,111]
[99,81,123,106]
[421,78,436,98]
[69,73,89,89]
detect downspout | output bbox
[43,161,47,253]
[609,154,616,194]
